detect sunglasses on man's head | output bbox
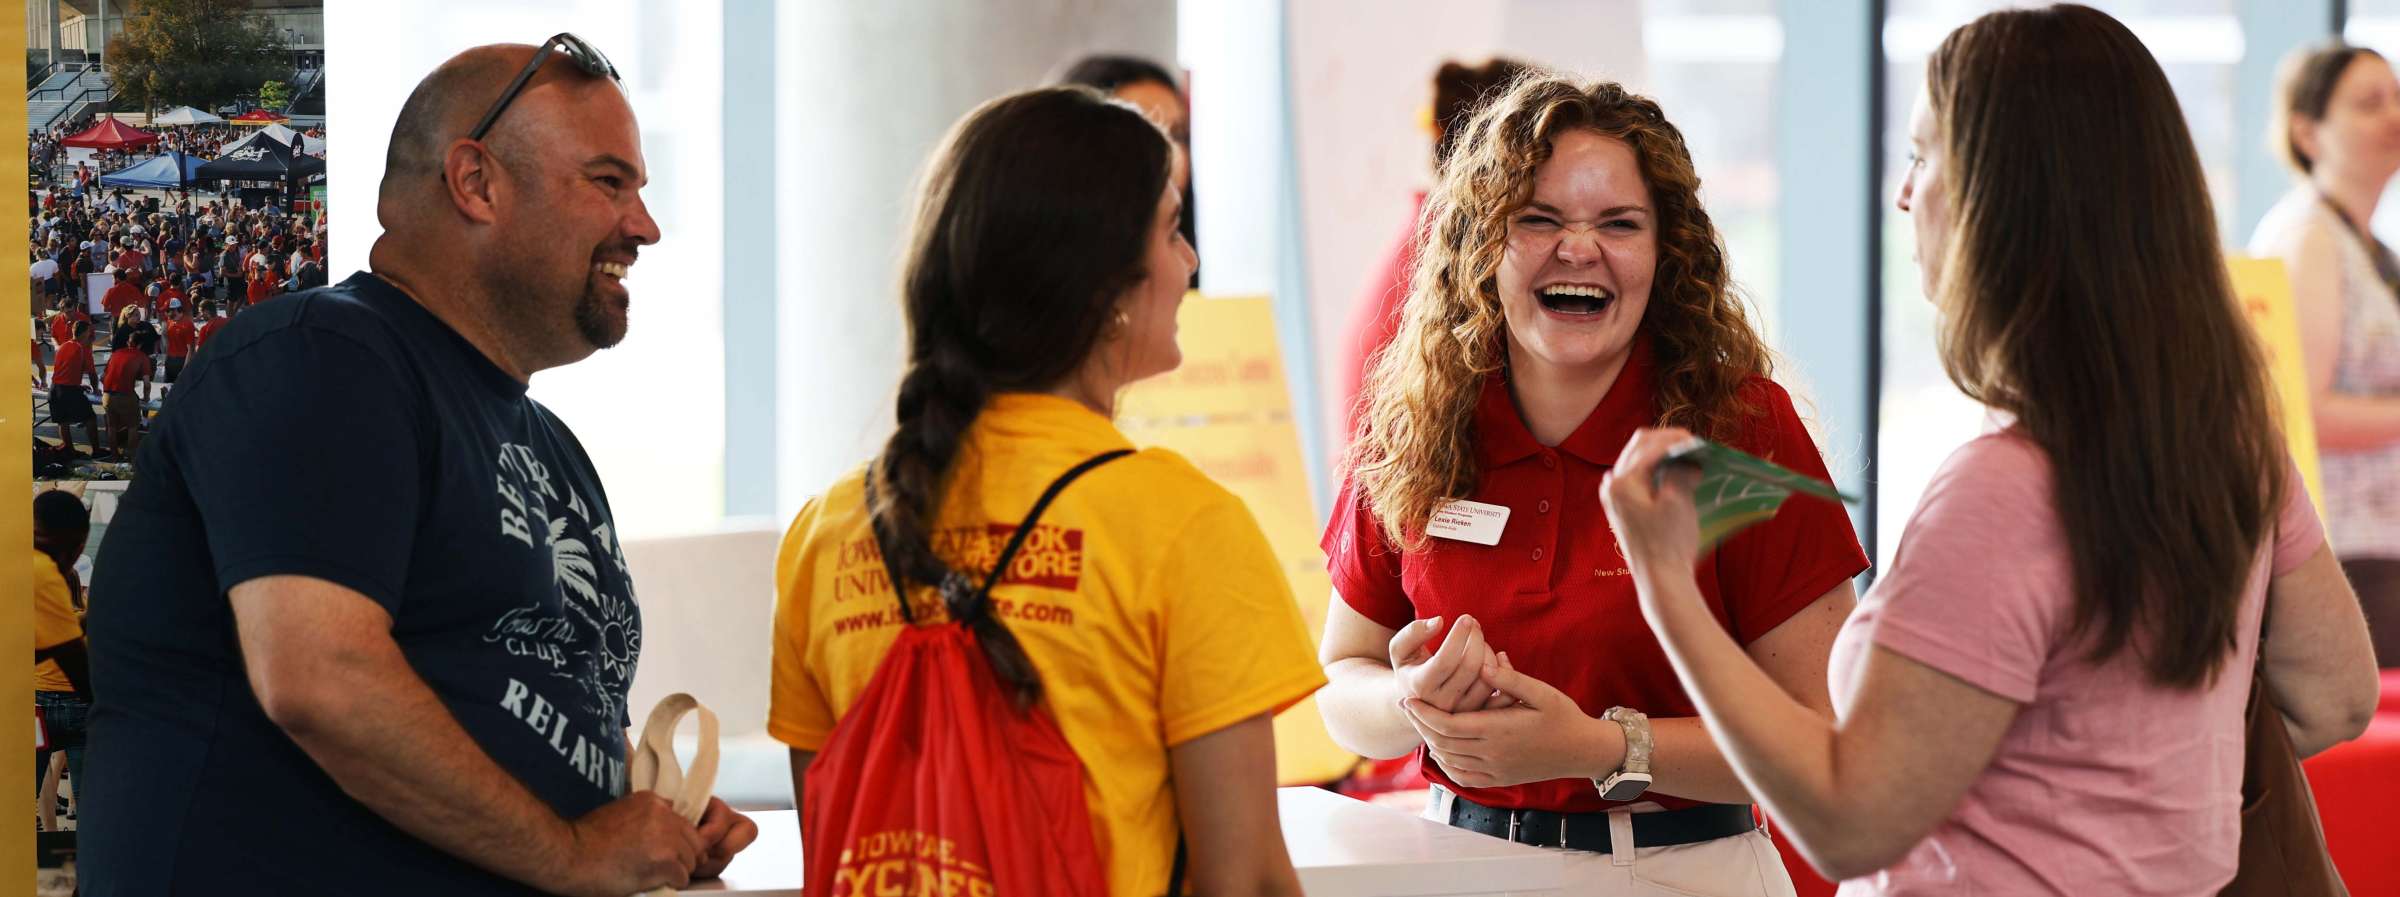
[466,32,622,143]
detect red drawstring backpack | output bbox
[805,451,1184,897]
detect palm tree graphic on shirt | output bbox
[542,489,639,723]
[549,515,600,606]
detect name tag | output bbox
[1427,499,1510,546]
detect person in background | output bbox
[162,300,195,384]
[111,303,157,364]
[50,318,102,458]
[773,86,1320,897]
[1337,57,1531,464]
[1058,53,1198,285]
[31,300,48,389]
[193,300,224,354]
[1317,73,1862,896]
[246,248,276,306]
[34,489,96,815]
[2248,41,2400,666]
[217,234,245,310]
[101,327,154,462]
[1604,7,2381,894]
[100,268,142,321]
[156,275,187,318]
[46,296,83,354]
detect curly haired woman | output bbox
[1314,73,1867,896]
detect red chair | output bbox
[2377,669,2400,717]
[2306,687,2400,896]
[1766,817,1838,897]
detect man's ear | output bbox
[441,139,504,225]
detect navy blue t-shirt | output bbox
[83,272,644,895]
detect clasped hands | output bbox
[1388,614,1623,790]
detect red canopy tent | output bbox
[61,116,161,151]
[228,109,291,126]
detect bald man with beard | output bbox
[81,40,755,895]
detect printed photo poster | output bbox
[2226,256,2326,514]
[1117,294,1356,786]
[27,7,327,889]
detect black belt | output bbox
[1446,793,1758,853]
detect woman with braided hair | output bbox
[1315,73,1866,896]
[769,86,1323,897]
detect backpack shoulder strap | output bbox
[972,449,1134,601]
[1165,835,1187,897]
[864,448,1134,625]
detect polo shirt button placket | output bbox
[1534,451,1561,578]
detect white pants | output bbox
[1426,785,1799,897]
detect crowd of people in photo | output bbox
[29,167,330,466]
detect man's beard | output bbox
[573,281,627,350]
[486,259,626,359]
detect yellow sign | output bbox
[1117,295,1356,786]
[2226,256,2325,514]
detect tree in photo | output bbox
[105,0,289,116]
[258,79,290,111]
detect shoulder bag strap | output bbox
[968,449,1134,607]
[863,448,1135,625]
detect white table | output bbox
[682,786,1560,896]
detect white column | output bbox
[770,1,1176,516]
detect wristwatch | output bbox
[1594,706,1654,801]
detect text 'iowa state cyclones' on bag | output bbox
[803,451,1129,897]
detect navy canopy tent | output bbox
[195,137,326,186]
[98,151,208,190]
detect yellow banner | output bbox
[1117,296,1356,786]
[2226,256,2325,514]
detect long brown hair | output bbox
[1927,4,2287,688]
[2271,42,2385,174]
[868,87,1171,707]
[1348,74,1772,546]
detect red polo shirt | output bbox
[52,340,92,387]
[48,313,74,347]
[102,347,150,394]
[195,317,221,350]
[102,280,143,318]
[1322,339,1868,814]
[165,318,196,358]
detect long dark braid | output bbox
[866,86,1171,709]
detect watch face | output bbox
[1600,774,1652,802]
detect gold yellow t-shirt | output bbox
[33,548,83,694]
[770,393,1327,897]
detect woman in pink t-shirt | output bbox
[1559,6,2384,896]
